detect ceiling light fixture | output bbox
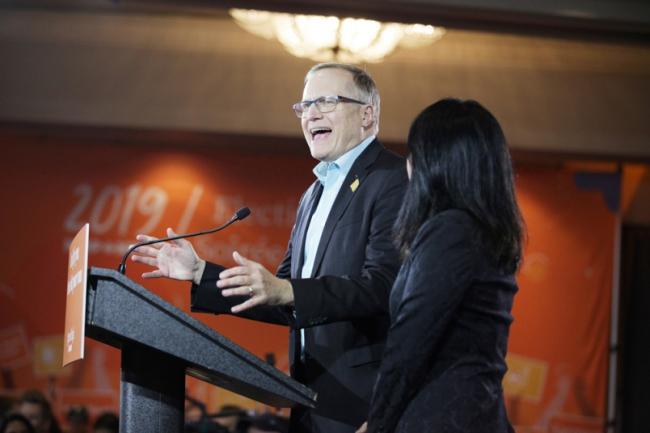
[230,9,445,63]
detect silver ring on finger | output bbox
[248,287,254,297]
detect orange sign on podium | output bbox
[63,223,89,366]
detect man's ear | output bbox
[361,105,375,128]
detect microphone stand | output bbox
[117,207,250,275]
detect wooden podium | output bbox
[85,267,316,433]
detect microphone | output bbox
[117,207,251,275]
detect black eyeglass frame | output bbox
[292,95,368,118]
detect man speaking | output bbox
[133,63,407,433]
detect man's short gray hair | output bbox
[305,63,381,127]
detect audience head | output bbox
[65,406,89,433]
[245,413,288,433]
[17,391,54,433]
[91,412,118,433]
[214,405,244,432]
[1,413,36,433]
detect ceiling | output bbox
[1,0,649,159]
[6,0,650,38]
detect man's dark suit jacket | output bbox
[191,139,407,433]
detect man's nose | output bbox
[304,103,322,119]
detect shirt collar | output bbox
[313,135,376,185]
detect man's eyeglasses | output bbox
[292,95,367,118]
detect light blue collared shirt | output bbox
[301,135,375,278]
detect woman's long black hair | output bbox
[394,98,524,272]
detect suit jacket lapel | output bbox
[291,181,323,278]
[310,139,383,277]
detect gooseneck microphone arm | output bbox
[117,207,251,275]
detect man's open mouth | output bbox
[310,127,332,139]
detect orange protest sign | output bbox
[503,353,549,402]
[0,324,30,370]
[63,223,89,366]
[34,334,70,377]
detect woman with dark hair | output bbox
[358,98,524,433]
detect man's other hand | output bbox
[218,251,294,313]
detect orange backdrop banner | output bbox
[506,167,618,433]
[0,136,617,431]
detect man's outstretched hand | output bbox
[131,228,206,284]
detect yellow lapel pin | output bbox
[350,178,359,192]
